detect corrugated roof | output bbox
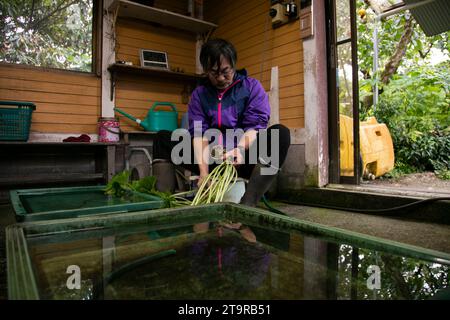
[404,0,450,36]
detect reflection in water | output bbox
[27,220,449,300]
[337,244,449,300]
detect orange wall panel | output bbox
[114,15,197,132]
[205,0,305,128]
[0,0,304,134]
[0,63,100,134]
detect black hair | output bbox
[199,38,237,72]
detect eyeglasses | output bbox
[207,68,234,78]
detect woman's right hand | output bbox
[197,163,209,188]
[198,172,208,188]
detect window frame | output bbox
[0,0,101,76]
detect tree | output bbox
[356,0,450,177]
[0,0,93,72]
[337,244,450,299]
[379,14,414,85]
[357,0,450,110]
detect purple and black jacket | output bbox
[188,69,270,148]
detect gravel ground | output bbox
[367,172,450,192]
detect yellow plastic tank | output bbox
[339,114,354,176]
[340,115,395,178]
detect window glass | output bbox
[0,0,94,72]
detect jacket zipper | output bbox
[217,79,240,129]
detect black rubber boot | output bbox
[152,159,176,193]
[240,163,279,207]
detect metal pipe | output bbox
[125,147,153,176]
[373,18,379,110]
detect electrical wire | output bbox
[262,195,450,216]
[262,195,288,215]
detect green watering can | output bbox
[115,102,178,132]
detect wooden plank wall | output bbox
[114,0,196,132]
[153,0,188,15]
[0,64,101,133]
[205,0,304,128]
[0,0,192,135]
[0,0,303,134]
[114,20,196,132]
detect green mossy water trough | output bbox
[6,203,450,300]
[10,186,164,222]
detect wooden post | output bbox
[196,34,204,74]
[106,145,116,182]
[101,0,116,118]
[269,66,279,126]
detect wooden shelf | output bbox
[0,174,105,187]
[0,141,122,146]
[109,0,217,34]
[108,63,204,82]
[0,143,120,188]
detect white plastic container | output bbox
[222,178,246,203]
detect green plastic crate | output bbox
[10,185,165,222]
[0,101,36,141]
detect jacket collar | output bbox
[203,68,248,91]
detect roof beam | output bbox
[379,0,436,19]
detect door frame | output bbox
[326,0,361,184]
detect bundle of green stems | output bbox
[191,159,238,206]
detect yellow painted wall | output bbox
[205,0,304,128]
[0,63,101,133]
[114,15,197,132]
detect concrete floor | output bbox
[1,200,450,300]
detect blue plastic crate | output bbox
[0,101,35,141]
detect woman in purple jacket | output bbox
[153,39,290,207]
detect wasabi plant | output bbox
[105,151,239,208]
[191,159,238,206]
[104,171,191,208]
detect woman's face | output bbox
[207,56,235,90]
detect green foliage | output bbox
[337,245,449,299]
[104,171,191,208]
[382,161,417,179]
[356,0,450,124]
[104,170,133,197]
[357,1,450,82]
[374,64,450,176]
[355,0,450,178]
[130,176,157,194]
[435,169,450,180]
[0,0,93,72]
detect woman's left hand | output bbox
[223,147,244,166]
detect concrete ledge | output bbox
[277,144,305,191]
[276,187,450,225]
[328,183,450,199]
[29,132,98,142]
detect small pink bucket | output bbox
[98,117,120,142]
